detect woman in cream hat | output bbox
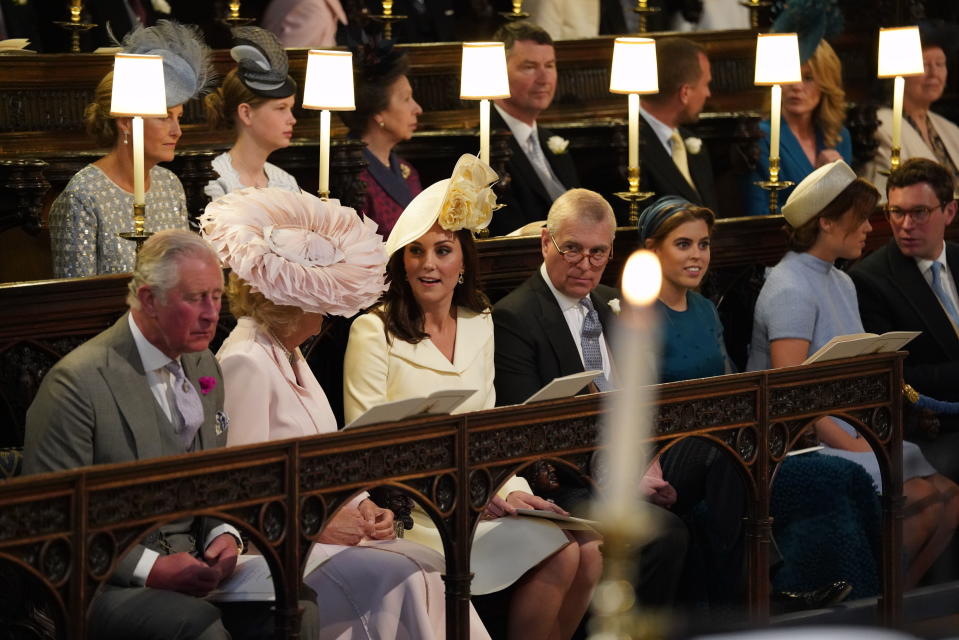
[202,187,491,640]
[343,154,602,640]
[49,20,214,278]
[747,160,959,587]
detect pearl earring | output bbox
[123,132,129,145]
[378,120,385,128]
[458,271,464,285]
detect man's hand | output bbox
[641,475,677,507]
[318,506,375,546]
[145,552,221,596]
[203,533,240,583]
[358,499,396,540]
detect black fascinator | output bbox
[231,26,296,99]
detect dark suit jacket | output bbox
[850,240,959,402]
[639,116,719,213]
[489,108,580,236]
[493,270,618,406]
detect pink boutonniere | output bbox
[199,377,217,395]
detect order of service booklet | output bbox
[345,388,477,428]
[802,331,920,365]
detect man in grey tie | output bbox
[24,230,241,639]
[851,157,959,483]
[488,21,580,236]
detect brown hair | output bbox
[644,205,716,248]
[644,37,707,104]
[787,178,880,251]
[226,272,304,338]
[338,56,410,136]
[84,72,119,148]
[204,68,271,130]
[887,157,955,205]
[374,229,490,344]
[493,20,554,55]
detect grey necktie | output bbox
[164,361,204,450]
[580,297,610,391]
[526,132,567,202]
[930,262,959,328]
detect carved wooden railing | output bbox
[0,351,905,639]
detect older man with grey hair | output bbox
[24,229,242,640]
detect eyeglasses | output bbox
[884,203,946,224]
[549,233,612,267]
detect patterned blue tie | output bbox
[930,262,959,328]
[580,297,610,391]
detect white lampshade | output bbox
[609,37,659,94]
[460,42,510,100]
[110,54,167,117]
[878,26,924,78]
[754,33,801,86]
[303,50,355,111]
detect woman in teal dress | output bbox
[745,40,852,216]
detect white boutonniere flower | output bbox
[609,298,621,315]
[684,136,702,155]
[151,0,172,13]
[547,135,569,155]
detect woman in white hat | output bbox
[204,27,300,200]
[202,187,492,640]
[49,21,214,279]
[747,160,959,587]
[343,154,602,640]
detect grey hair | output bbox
[546,188,617,240]
[127,229,222,309]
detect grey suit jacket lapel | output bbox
[181,353,218,450]
[100,317,164,461]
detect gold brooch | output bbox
[400,163,411,179]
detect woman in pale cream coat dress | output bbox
[344,155,602,640]
[202,187,491,640]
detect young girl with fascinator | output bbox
[344,154,602,640]
[49,20,214,278]
[748,160,959,587]
[202,188,492,639]
[339,38,423,238]
[204,27,300,199]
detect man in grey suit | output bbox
[24,229,240,640]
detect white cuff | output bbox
[205,523,242,550]
[132,548,160,586]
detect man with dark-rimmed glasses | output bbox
[851,157,959,482]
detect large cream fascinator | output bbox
[384,154,500,256]
[201,188,388,316]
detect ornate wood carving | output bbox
[0,159,50,235]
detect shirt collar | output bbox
[915,243,949,276]
[639,105,675,151]
[540,262,585,312]
[494,103,537,147]
[128,313,176,372]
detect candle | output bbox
[132,116,145,206]
[628,93,639,172]
[479,99,490,165]
[599,250,661,522]
[319,109,331,196]
[892,75,904,153]
[769,84,782,164]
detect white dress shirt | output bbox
[539,263,613,382]
[494,103,567,201]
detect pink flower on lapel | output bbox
[199,377,217,395]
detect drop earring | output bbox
[457,271,464,285]
[123,132,129,145]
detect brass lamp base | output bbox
[754,179,795,216]
[738,0,771,29]
[632,3,660,33]
[118,230,153,254]
[615,190,655,226]
[369,14,407,39]
[119,203,152,254]
[499,10,530,19]
[54,21,96,54]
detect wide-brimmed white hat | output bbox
[384,154,499,256]
[781,159,857,227]
[200,187,388,317]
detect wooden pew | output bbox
[0,351,906,638]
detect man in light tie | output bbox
[639,37,719,213]
[489,21,580,236]
[23,230,254,639]
[851,158,959,483]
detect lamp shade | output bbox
[110,54,167,117]
[303,50,355,111]
[754,33,801,85]
[610,37,658,94]
[878,26,924,78]
[460,42,510,100]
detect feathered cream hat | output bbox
[200,188,388,317]
[781,159,857,228]
[385,154,500,256]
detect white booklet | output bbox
[802,331,920,365]
[345,388,477,428]
[513,508,600,532]
[523,370,603,404]
[206,552,326,602]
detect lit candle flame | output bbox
[622,250,661,307]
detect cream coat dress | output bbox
[862,106,959,197]
[344,308,570,595]
[218,317,491,639]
